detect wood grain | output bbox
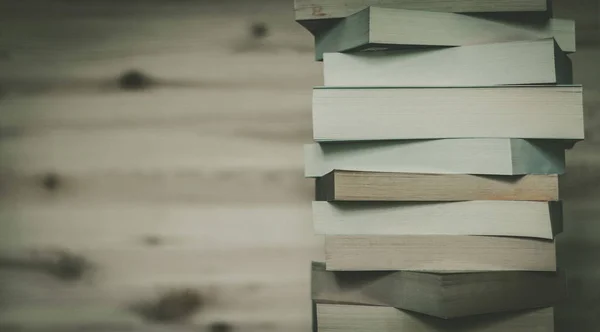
[0,2,319,331]
[0,0,597,331]
[0,170,311,206]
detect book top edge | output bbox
[313,85,582,90]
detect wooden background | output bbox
[0,1,598,331]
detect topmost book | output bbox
[295,0,550,23]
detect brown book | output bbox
[316,171,559,201]
[325,235,556,271]
[312,262,565,318]
[316,304,554,332]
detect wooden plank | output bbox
[0,128,306,173]
[0,275,309,310]
[0,0,290,19]
[0,310,308,332]
[0,245,321,331]
[0,304,308,332]
[0,205,317,250]
[0,90,312,130]
[0,246,322,294]
[0,2,312,68]
[0,246,323,318]
[0,170,311,206]
[0,52,320,96]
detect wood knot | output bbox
[141,235,163,247]
[210,321,234,332]
[133,288,204,323]
[118,70,152,91]
[29,249,92,282]
[41,173,60,191]
[46,250,90,281]
[250,22,269,39]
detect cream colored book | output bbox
[315,171,560,201]
[313,86,584,141]
[295,0,549,23]
[316,304,554,332]
[325,235,556,271]
[324,39,572,86]
[312,262,565,318]
[304,139,568,177]
[313,201,562,239]
[314,7,575,60]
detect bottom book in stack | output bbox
[316,304,553,332]
[311,262,564,331]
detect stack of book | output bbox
[296,1,584,331]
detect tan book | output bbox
[313,201,563,239]
[313,86,584,141]
[316,171,559,201]
[312,262,565,318]
[295,0,550,24]
[325,236,556,271]
[314,7,574,60]
[316,304,554,332]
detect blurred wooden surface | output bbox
[0,0,598,331]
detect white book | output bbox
[304,139,567,177]
[314,7,575,60]
[324,39,572,87]
[313,86,584,141]
[325,235,556,271]
[295,0,550,23]
[316,304,554,332]
[313,201,562,239]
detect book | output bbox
[316,304,554,332]
[325,235,556,271]
[313,85,584,141]
[311,262,564,318]
[314,7,575,60]
[295,0,550,24]
[323,39,572,87]
[315,171,560,201]
[304,139,568,177]
[313,201,562,239]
